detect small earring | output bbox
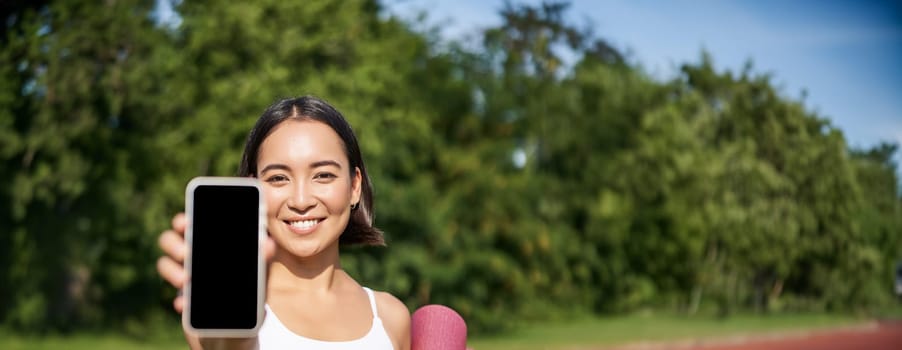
[350,202,359,210]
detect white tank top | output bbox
[258,287,395,350]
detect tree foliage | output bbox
[1,0,900,335]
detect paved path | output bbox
[689,321,902,350]
[606,321,902,350]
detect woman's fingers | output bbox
[174,294,185,314]
[158,213,189,315]
[172,212,187,235]
[159,229,187,263]
[157,256,186,289]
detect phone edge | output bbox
[182,176,267,338]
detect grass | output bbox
[0,329,185,350]
[0,312,872,350]
[467,312,867,350]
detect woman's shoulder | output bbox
[373,290,411,348]
[373,290,409,320]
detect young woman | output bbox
[156,96,411,350]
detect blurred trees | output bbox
[1,0,177,331]
[1,0,900,335]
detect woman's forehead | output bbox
[257,120,348,165]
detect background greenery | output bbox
[1,0,900,337]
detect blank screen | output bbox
[189,185,259,329]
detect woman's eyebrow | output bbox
[311,160,342,169]
[259,163,290,174]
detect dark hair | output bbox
[238,96,384,246]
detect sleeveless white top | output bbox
[258,287,395,350]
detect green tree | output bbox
[0,0,177,331]
[847,143,902,310]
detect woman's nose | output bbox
[287,182,316,212]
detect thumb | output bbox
[264,236,276,262]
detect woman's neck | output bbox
[267,245,346,294]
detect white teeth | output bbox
[289,220,318,229]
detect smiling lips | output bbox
[285,218,322,234]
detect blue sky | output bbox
[385,0,902,170]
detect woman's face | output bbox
[256,119,361,259]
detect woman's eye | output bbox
[265,175,289,183]
[314,172,337,181]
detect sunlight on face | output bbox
[256,120,361,259]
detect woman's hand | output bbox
[157,213,190,312]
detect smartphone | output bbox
[184,177,266,337]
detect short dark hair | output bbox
[238,96,384,246]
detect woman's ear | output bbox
[351,167,362,206]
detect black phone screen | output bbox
[189,184,260,330]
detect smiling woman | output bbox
[257,120,360,259]
[238,97,385,247]
[156,96,411,350]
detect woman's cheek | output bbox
[264,187,286,216]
